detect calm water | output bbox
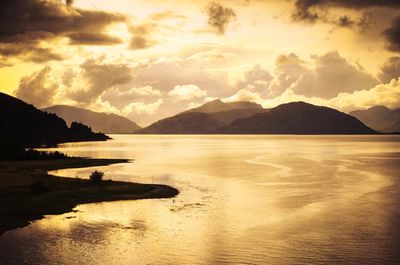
[1,135,400,265]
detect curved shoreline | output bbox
[0,158,179,235]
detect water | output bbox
[1,135,400,265]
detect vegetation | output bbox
[0,140,69,160]
[0,158,179,235]
[89,170,104,183]
[0,92,110,147]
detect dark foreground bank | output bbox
[0,158,179,235]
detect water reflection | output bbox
[1,135,400,264]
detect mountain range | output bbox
[136,99,377,134]
[349,106,400,133]
[43,105,141,134]
[0,92,109,147]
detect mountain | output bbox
[136,112,224,134]
[185,99,262,113]
[349,106,400,133]
[137,100,376,135]
[0,92,109,147]
[220,102,377,134]
[136,99,266,134]
[43,105,141,134]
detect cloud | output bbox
[130,24,158,49]
[205,2,237,34]
[0,32,65,63]
[168,84,207,100]
[330,78,400,111]
[291,0,399,32]
[237,64,273,96]
[67,57,133,103]
[294,0,400,11]
[290,2,400,52]
[122,99,163,116]
[131,56,232,97]
[225,88,261,103]
[268,51,379,99]
[68,32,123,45]
[378,56,400,83]
[267,53,308,96]
[129,11,187,50]
[123,86,162,97]
[383,16,400,52]
[14,66,58,108]
[0,0,126,62]
[226,77,400,113]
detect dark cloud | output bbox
[68,33,123,45]
[383,16,400,52]
[0,0,126,62]
[130,24,157,49]
[378,56,400,83]
[294,0,400,16]
[0,31,64,62]
[206,2,237,34]
[292,0,397,31]
[14,66,58,108]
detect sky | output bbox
[1,0,400,126]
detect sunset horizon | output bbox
[1,1,400,265]
[1,0,399,126]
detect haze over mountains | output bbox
[349,106,400,133]
[43,105,141,134]
[136,99,377,134]
[0,93,109,147]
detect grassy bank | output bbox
[0,158,179,235]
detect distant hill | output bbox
[185,99,262,113]
[220,102,377,134]
[0,92,109,147]
[43,105,141,134]
[136,99,266,134]
[137,100,375,134]
[136,112,224,134]
[349,106,400,133]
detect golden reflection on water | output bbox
[1,135,400,264]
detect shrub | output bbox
[89,170,104,183]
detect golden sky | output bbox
[1,0,400,125]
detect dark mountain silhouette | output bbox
[220,102,377,134]
[136,112,224,134]
[137,100,375,134]
[136,99,266,134]
[43,105,141,134]
[349,106,400,133]
[0,92,109,147]
[211,108,269,124]
[185,99,262,113]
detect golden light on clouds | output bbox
[0,0,400,125]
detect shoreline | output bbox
[0,158,179,235]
